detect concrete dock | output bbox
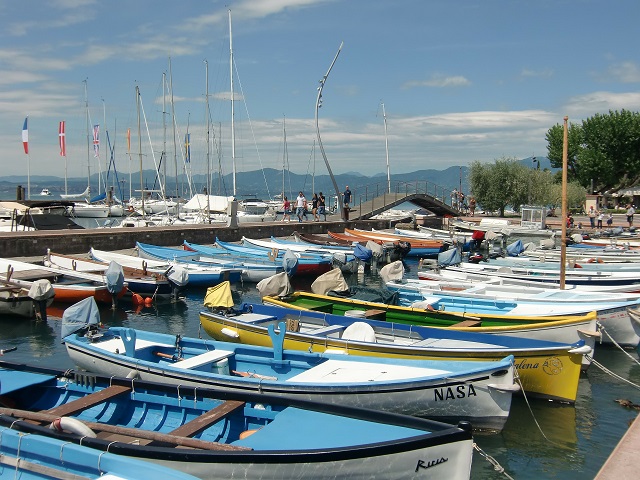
[595,415,639,479]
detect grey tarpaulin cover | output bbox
[166,265,189,287]
[311,267,348,295]
[61,297,100,338]
[27,279,55,301]
[256,271,293,298]
[105,261,125,294]
[379,260,404,283]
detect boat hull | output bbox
[65,327,516,431]
[199,304,586,403]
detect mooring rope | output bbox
[586,354,640,390]
[597,322,640,367]
[511,366,571,450]
[473,443,514,479]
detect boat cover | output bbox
[105,261,125,294]
[329,285,398,305]
[379,261,404,283]
[438,248,461,266]
[166,265,189,287]
[27,279,55,301]
[204,281,234,308]
[256,272,293,298]
[311,268,348,295]
[61,297,101,338]
[353,243,373,262]
[366,240,384,259]
[281,249,299,276]
[506,240,525,257]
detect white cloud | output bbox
[605,61,640,83]
[402,75,471,89]
[563,91,640,117]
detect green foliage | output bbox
[470,156,587,215]
[545,110,640,193]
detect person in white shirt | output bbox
[295,192,307,222]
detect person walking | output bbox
[469,197,477,216]
[597,210,604,229]
[607,213,613,227]
[343,186,352,207]
[588,206,596,228]
[295,191,307,222]
[311,193,319,221]
[317,192,326,221]
[281,196,291,222]
[626,204,635,227]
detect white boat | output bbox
[38,188,51,196]
[66,202,111,218]
[63,297,518,431]
[387,278,640,347]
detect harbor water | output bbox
[2,253,640,479]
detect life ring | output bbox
[50,417,96,438]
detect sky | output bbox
[1,0,639,189]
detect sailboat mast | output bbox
[169,57,179,200]
[282,116,286,198]
[83,79,91,195]
[382,102,391,194]
[205,59,211,222]
[229,9,237,197]
[162,72,167,197]
[136,85,144,216]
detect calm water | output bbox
[2,254,640,479]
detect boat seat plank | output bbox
[0,406,250,451]
[161,400,245,439]
[239,313,277,323]
[312,325,346,336]
[450,319,482,328]
[172,349,235,369]
[44,384,132,417]
[2,269,58,281]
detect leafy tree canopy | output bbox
[546,109,640,193]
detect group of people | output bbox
[587,206,614,229]
[451,189,476,215]
[281,191,326,222]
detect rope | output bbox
[512,361,571,450]
[473,443,514,479]
[586,354,640,390]
[597,322,640,367]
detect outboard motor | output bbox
[393,241,411,259]
[105,262,125,310]
[28,279,55,321]
[166,266,189,303]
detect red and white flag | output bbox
[59,121,66,157]
[93,124,100,157]
[22,117,29,154]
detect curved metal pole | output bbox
[315,41,344,219]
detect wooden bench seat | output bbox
[172,349,234,370]
[311,325,346,337]
[450,319,482,328]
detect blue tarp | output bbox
[353,244,373,262]
[61,297,100,338]
[438,248,462,266]
[506,239,525,257]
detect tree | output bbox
[468,157,529,216]
[546,110,640,193]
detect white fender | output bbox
[50,416,97,438]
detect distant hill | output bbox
[1,163,505,201]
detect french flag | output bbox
[22,116,28,154]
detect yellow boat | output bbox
[200,301,591,403]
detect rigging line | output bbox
[139,91,166,200]
[597,322,640,366]
[232,58,272,200]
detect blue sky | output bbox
[2,0,639,186]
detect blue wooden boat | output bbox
[0,424,199,480]
[62,296,518,431]
[90,247,243,287]
[215,238,333,276]
[136,241,287,282]
[199,302,591,403]
[0,361,475,480]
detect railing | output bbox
[351,180,457,218]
